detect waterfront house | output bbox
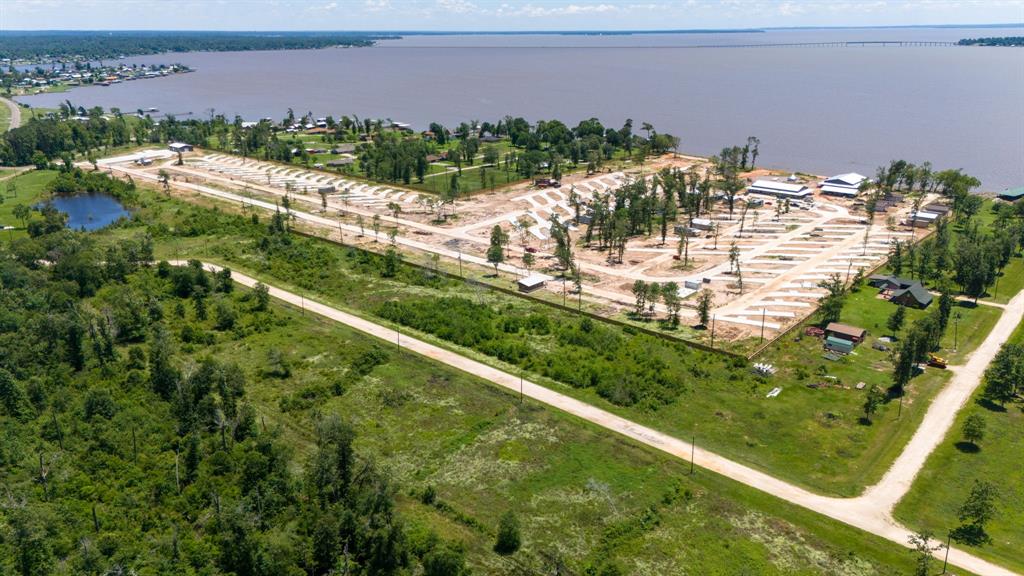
[747,179,811,199]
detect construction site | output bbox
[97,147,931,349]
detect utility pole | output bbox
[953,311,961,351]
[759,308,766,343]
[710,314,716,349]
[942,531,951,574]
[519,371,523,404]
[689,431,696,475]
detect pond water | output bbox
[50,194,130,231]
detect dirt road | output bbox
[1,97,22,131]
[181,261,1022,576]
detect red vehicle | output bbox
[525,247,538,253]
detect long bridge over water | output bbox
[681,40,958,48]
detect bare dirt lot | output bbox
[102,149,929,344]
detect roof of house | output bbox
[892,284,933,306]
[871,275,918,289]
[998,186,1024,200]
[325,158,354,166]
[825,322,867,339]
[823,172,867,187]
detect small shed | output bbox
[690,217,715,231]
[317,185,336,194]
[518,275,547,293]
[168,142,193,153]
[825,336,854,354]
[825,322,867,343]
[909,211,940,228]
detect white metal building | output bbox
[747,179,811,199]
[819,173,868,197]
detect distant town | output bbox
[1,61,192,95]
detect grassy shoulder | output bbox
[893,378,1024,574]
[108,186,1009,498]
[0,102,10,132]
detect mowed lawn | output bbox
[162,284,946,575]
[893,335,1024,573]
[0,169,57,239]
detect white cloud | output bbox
[363,0,392,12]
[437,0,480,14]
[496,2,626,17]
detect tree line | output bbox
[0,31,387,61]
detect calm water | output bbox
[19,27,1024,190]
[50,194,130,231]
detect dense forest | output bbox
[958,36,1024,46]
[0,31,388,61]
[0,182,472,574]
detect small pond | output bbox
[50,194,130,231]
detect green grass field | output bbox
[89,264,956,575]
[893,343,1024,573]
[0,169,56,239]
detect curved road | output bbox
[1,96,22,131]
[181,261,1023,576]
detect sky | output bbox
[1,0,1022,31]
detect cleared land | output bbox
[101,147,929,352]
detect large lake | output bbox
[19,27,1024,190]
